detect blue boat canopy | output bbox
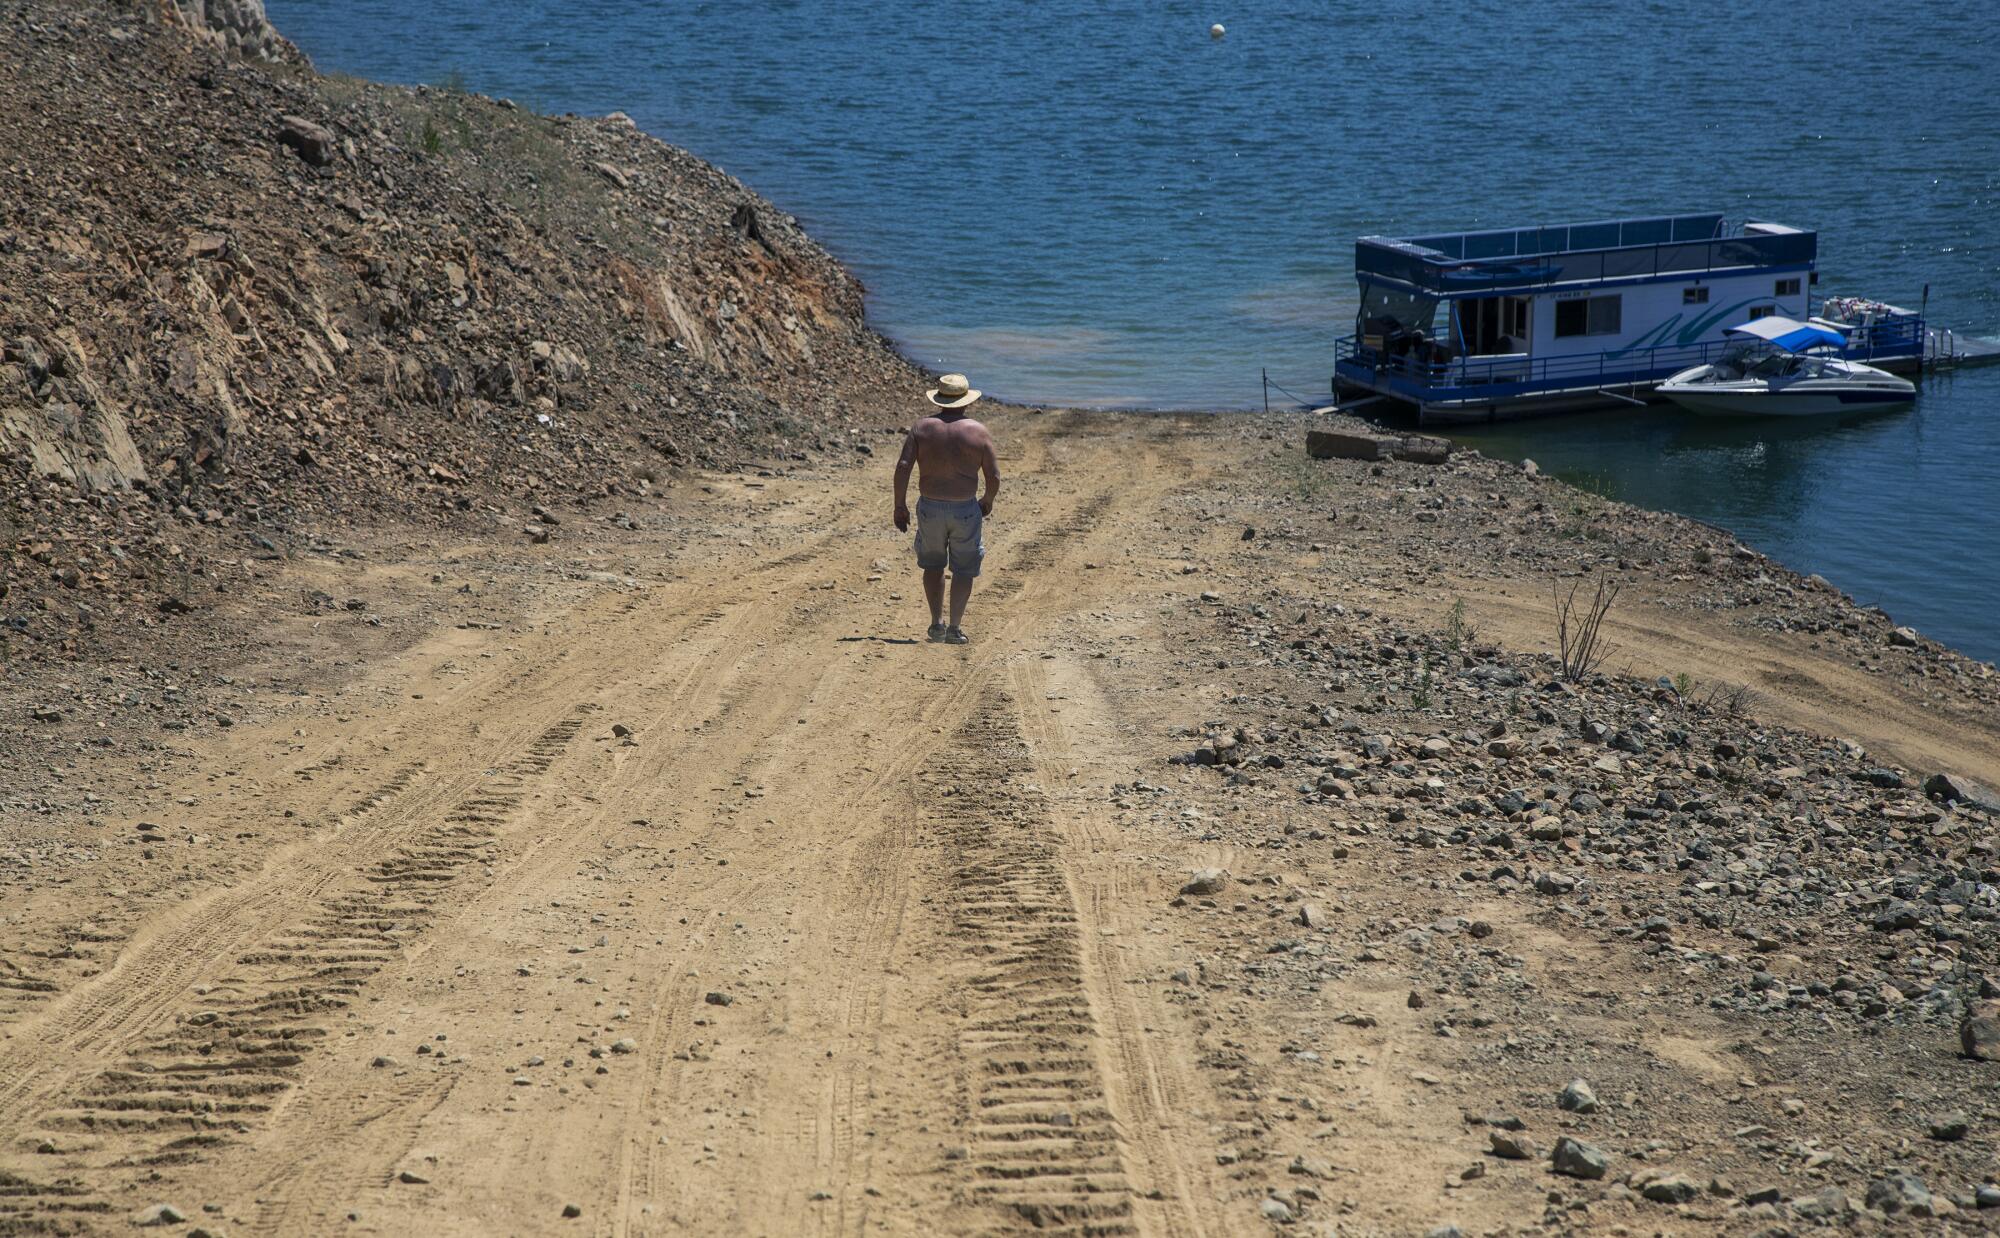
[1725,316,1847,353]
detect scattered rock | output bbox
[131,1203,186,1227]
[1864,1172,1935,1217]
[1928,1113,1970,1142]
[1962,1000,2000,1060]
[1288,1155,1334,1180]
[1557,1078,1598,1114]
[1180,868,1229,896]
[277,115,336,166]
[1551,1136,1608,1180]
[1791,1185,1850,1220]
[1639,1174,1699,1204]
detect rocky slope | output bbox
[1110,415,2000,1230]
[1,0,915,668]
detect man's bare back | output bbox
[903,413,997,503]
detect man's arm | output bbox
[892,426,918,531]
[978,427,1001,516]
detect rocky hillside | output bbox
[0,0,915,663]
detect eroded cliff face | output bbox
[1,0,916,660]
[163,0,298,62]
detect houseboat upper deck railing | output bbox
[1392,212,1728,261]
[1358,213,1816,294]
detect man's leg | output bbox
[923,567,945,627]
[948,571,974,630]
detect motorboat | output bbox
[1656,316,1914,417]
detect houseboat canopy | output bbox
[1724,316,1846,353]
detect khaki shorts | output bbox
[914,497,983,576]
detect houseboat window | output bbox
[1682,286,1709,305]
[1775,277,1801,297]
[1747,304,1776,320]
[1554,295,1622,338]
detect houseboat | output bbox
[1331,213,1928,425]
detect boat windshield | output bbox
[1742,352,1833,379]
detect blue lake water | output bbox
[270,0,2000,661]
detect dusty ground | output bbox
[3,410,1999,1237]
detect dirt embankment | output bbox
[1,0,915,704]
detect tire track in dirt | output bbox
[923,689,1138,1237]
[0,580,763,1152]
[0,759,426,1141]
[0,709,597,1233]
[192,593,790,1234]
[595,471,1161,1235]
[0,960,61,1025]
[1009,657,1225,1238]
[0,585,657,1074]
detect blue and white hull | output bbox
[1656,351,1914,418]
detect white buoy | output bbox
[1210,22,1226,38]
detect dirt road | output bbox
[1,415,1246,1236]
[5,411,1998,1236]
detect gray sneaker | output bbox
[942,627,969,645]
[926,623,948,643]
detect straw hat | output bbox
[926,373,982,409]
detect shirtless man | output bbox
[892,373,1001,644]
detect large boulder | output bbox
[1550,1137,1608,1180]
[277,116,338,167]
[1927,772,2000,815]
